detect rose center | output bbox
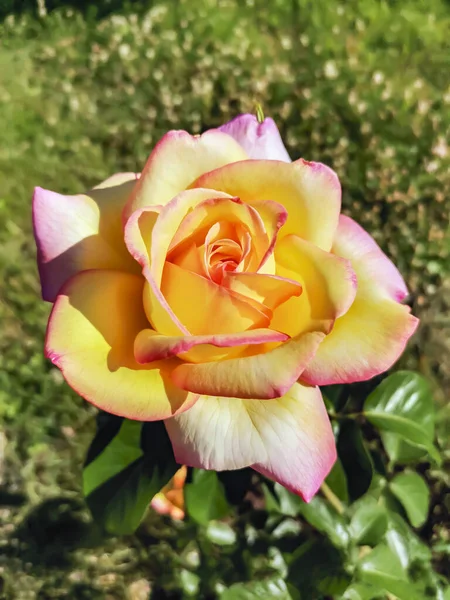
[204,221,251,284]
[207,239,240,282]
[166,217,255,285]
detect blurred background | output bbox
[0,0,449,598]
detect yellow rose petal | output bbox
[303,215,418,385]
[223,271,302,312]
[170,329,325,399]
[45,270,196,420]
[124,130,247,219]
[193,158,341,251]
[160,261,270,336]
[134,327,288,364]
[271,234,357,337]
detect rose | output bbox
[33,113,418,501]
[151,466,187,521]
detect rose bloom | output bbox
[33,114,418,501]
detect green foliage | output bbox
[75,368,447,598]
[288,539,352,598]
[364,371,441,463]
[349,500,387,546]
[356,544,421,600]
[389,472,430,528]
[337,420,373,502]
[222,578,292,599]
[83,416,178,535]
[185,470,230,525]
[325,457,349,503]
[0,0,449,597]
[205,521,237,546]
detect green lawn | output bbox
[0,1,449,597]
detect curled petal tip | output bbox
[218,113,291,161]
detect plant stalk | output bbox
[320,481,345,515]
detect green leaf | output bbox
[185,469,229,525]
[322,384,349,412]
[205,520,237,546]
[364,371,440,464]
[221,578,292,599]
[350,500,388,546]
[285,583,301,600]
[325,457,349,503]
[271,518,302,540]
[381,433,427,465]
[179,569,200,597]
[266,546,288,579]
[83,418,142,496]
[323,394,335,414]
[83,417,178,535]
[84,412,124,467]
[288,539,351,597]
[337,420,373,502]
[433,541,450,555]
[376,516,442,599]
[385,511,431,569]
[341,582,385,600]
[378,373,435,466]
[357,544,422,600]
[261,483,282,514]
[389,472,430,528]
[274,484,350,548]
[272,482,303,517]
[298,495,350,549]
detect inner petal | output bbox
[159,195,300,332]
[167,197,268,274]
[204,222,246,283]
[271,234,357,337]
[160,261,270,336]
[167,211,258,285]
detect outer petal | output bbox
[45,270,196,420]
[165,382,336,502]
[333,215,409,302]
[217,114,291,162]
[193,159,341,251]
[170,330,326,399]
[302,297,419,385]
[93,172,140,189]
[123,130,248,220]
[302,216,419,384]
[271,234,357,337]
[33,173,139,302]
[134,328,288,363]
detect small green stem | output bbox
[333,412,362,421]
[320,481,345,515]
[255,103,265,123]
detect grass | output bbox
[0,0,449,597]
